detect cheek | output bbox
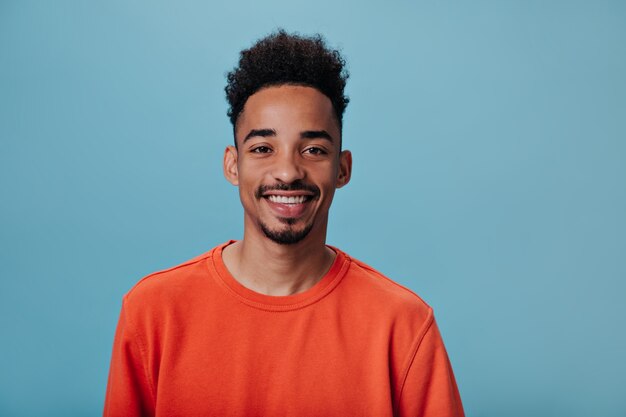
[317,165,340,187]
[238,159,269,179]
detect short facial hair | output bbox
[255,180,320,245]
[259,219,314,245]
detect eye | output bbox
[303,147,327,156]
[251,146,272,154]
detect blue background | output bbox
[1,1,625,416]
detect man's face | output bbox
[223,85,351,245]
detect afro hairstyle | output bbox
[225,29,349,137]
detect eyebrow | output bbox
[242,128,335,144]
[300,130,334,142]
[243,128,276,143]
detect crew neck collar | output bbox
[208,240,350,311]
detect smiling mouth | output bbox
[266,195,313,204]
[261,191,317,220]
[256,182,320,220]
[256,181,320,207]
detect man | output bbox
[104,30,464,417]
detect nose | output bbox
[272,151,305,184]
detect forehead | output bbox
[236,85,339,141]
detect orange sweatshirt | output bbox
[104,242,464,417]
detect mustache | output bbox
[255,181,320,199]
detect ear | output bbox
[223,146,239,186]
[336,150,352,188]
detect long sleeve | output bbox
[395,318,464,417]
[103,301,155,417]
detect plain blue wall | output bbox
[1,1,625,416]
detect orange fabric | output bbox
[104,242,464,417]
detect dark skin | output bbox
[222,85,352,296]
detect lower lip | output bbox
[264,198,311,218]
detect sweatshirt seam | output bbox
[352,260,430,306]
[122,296,157,406]
[393,307,435,414]
[128,252,212,295]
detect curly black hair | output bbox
[225,29,349,136]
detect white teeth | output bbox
[268,195,307,204]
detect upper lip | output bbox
[262,190,315,197]
[256,182,320,199]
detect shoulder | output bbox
[123,248,215,309]
[337,248,434,326]
[336,250,439,373]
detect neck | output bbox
[222,227,335,296]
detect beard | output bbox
[255,180,320,245]
[259,218,314,245]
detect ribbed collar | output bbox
[208,240,350,311]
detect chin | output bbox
[260,222,314,245]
